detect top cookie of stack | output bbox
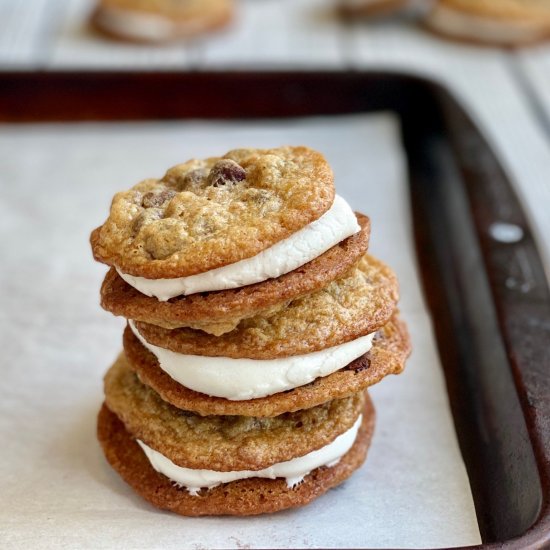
[92,146,410,516]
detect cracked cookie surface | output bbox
[91,146,334,278]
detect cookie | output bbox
[132,254,399,359]
[91,147,335,279]
[123,314,410,417]
[92,0,234,43]
[340,0,409,18]
[104,353,364,470]
[99,213,370,334]
[424,0,550,47]
[97,396,374,516]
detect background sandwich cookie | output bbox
[92,0,234,43]
[424,0,550,47]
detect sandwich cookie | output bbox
[122,314,410,416]
[98,359,375,515]
[98,401,374,516]
[129,254,399,360]
[99,213,371,334]
[92,0,234,43]
[121,254,409,416]
[91,147,337,282]
[424,0,550,47]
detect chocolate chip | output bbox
[142,189,176,208]
[346,356,371,374]
[207,159,246,187]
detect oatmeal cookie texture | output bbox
[91,147,335,278]
[92,144,411,516]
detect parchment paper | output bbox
[0,114,481,549]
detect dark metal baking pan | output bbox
[0,71,548,549]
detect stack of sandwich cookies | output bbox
[92,146,411,516]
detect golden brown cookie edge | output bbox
[340,0,408,19]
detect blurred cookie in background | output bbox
[339,0,410,18]
[92,0,234,43]
[424,0,550,47]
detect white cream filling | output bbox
[427,4,547,43]
[129,320,375,400]
[118,195,360,301]
[95,6,179,41]
[137,414,362,495]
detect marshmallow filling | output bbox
[137,414,362,495]
[118,195,360,300]
[130,320,375,400]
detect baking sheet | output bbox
[0,114,481,549]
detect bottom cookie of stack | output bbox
[97,356,375,516]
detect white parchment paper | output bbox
[0,114,481,549]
